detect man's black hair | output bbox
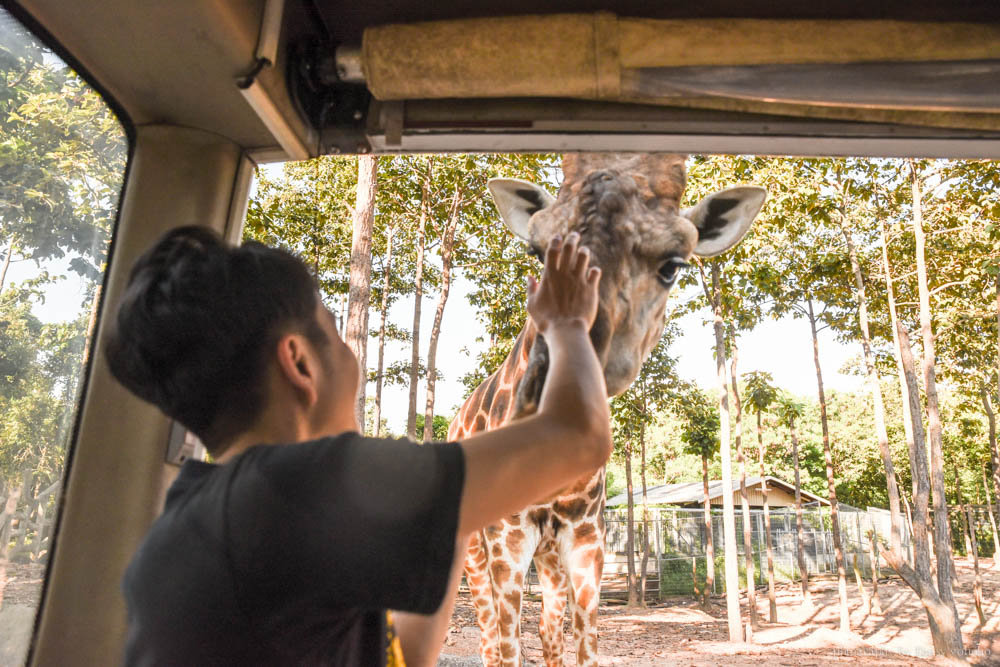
[105,226,328,454]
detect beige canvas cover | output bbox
[361,14,1000,130]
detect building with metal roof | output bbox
[606,475,829,509]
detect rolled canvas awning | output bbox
[360,14,1000,131]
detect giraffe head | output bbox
[490,153,765,398]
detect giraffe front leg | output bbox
[465,531,502,667]
[489,525,536,667]
[534,550,567,667]
[566,543,603,667]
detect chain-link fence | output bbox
[603,504,913,597]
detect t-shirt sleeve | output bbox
[226,434,464,615]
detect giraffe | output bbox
[449,153,765,667]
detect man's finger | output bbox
[545,234,563,268]
[559,232,580,272]
[574,246,591,277]
[588,266,601,285]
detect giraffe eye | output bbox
[657,258,689,287]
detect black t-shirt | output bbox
[122,433,464,666]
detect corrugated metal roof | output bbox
[606,475,828,507]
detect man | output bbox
[105,225,611,666]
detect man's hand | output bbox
[527,232,601,336]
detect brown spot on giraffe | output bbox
[506,529,525,554]
[574,523,597,547]
[449,153,764,666]
[553,497,588,521]
[576,585,594,611]
[528,508,547,530]
[491,560,511,586]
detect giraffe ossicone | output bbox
[451,153,765,667]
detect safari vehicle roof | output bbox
[8,0,1000,160]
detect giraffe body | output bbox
[451,154,766,666]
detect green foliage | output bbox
[0,26,125,490]
[1,28,125,281]
[414,414,451,442]
[676,388,720,461]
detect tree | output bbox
[611,330,683,606]
[1,33,125,294]
[702,261,743,641]
[742,157,854,633]
[907,160,962,637]
[776,394,812,608]
[678,388,720,610]
[406,158,431,439]
[743,371,779,623]
[345,155,377,430]
[244,157,356,306]
[728,344,758,633]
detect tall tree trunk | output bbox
[406,159,431,439]
[373,224,395,437]
[992,270,1000,568]
[909,161,960,629]
[867,530,883,615]
[81,284,102,368]
[0,474,25,609]
[731,347,758,635]
[708,263,743,642]
[790,416,812,608]
[886,322,967,660]
[702,451,715,610]
[346,155,377,432]
[0,238,15,295]
[756,409,777,622]
[983,466,1000,569]
[423,189,462,442]
[852,551,871,617]
[639,390,651,608]
[966,503,986,626]
[956,470,972,558]
[841,216,903,555]
[879,217,920,518]
[980,389,1000,570]
[806,297,851,632]
[625,440,638,607]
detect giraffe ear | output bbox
[488,178,556,242]
[682,186,767,257]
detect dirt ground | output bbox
[442,558,1000,665]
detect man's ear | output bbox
[681,186,767,257]
[274,334,318,408]
[488,178,556,242]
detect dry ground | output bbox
[441,558,1000,665]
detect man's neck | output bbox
[213,417,359,464]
